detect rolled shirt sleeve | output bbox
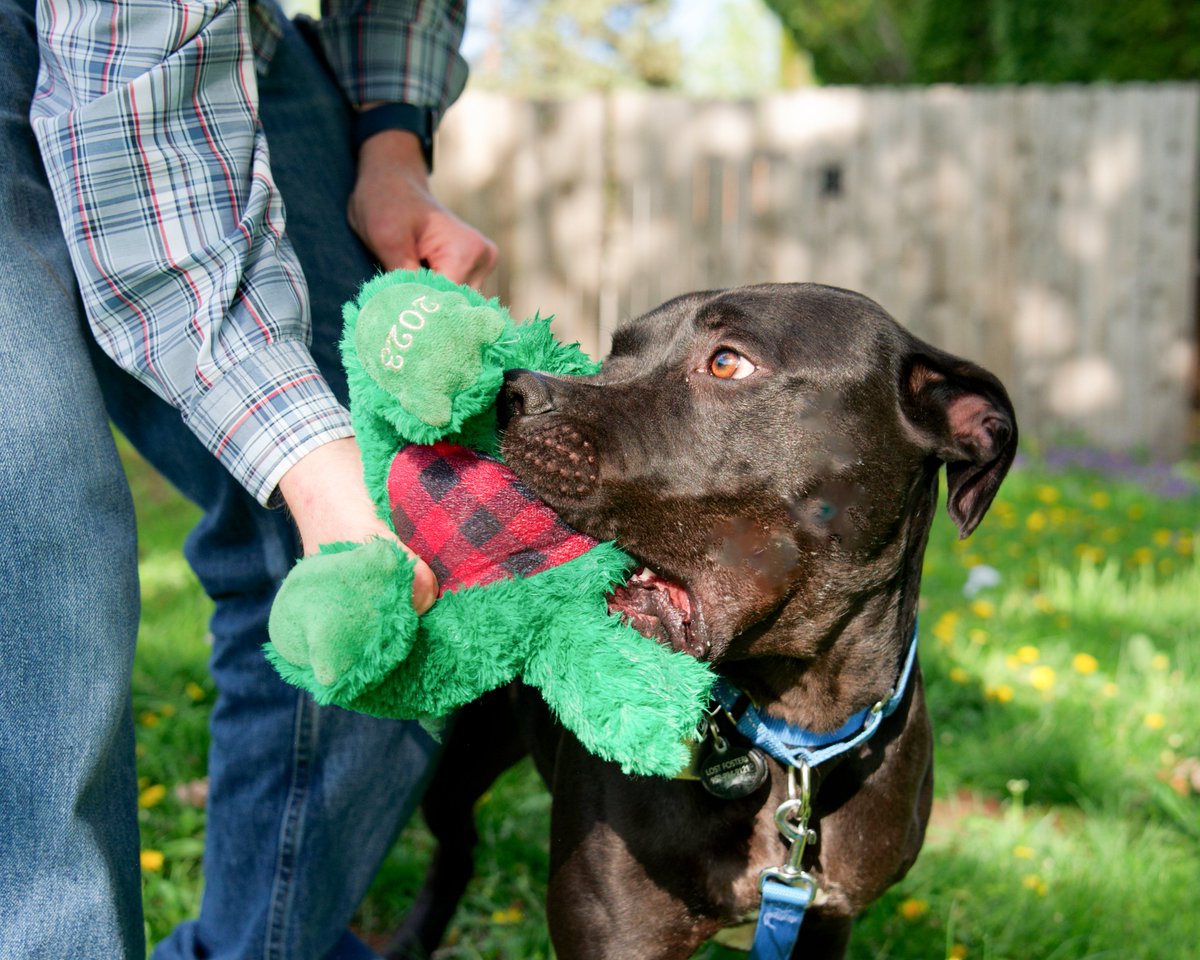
[304,0,469,114]
[30,0,352,505]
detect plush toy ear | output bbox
[900,348,1018,539]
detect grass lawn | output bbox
[128,439,1200,959]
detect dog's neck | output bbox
[718,477,935,735]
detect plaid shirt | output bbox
[29,0,468,505]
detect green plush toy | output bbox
[266,269,714,777]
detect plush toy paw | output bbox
[353,280,506,428]
[266,539,420,703]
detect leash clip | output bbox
[760,762,818,891]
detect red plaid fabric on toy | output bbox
[387,441,598,596]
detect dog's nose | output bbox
[499,369,556,425]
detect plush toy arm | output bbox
[266,539,420,704]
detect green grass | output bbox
[129,441,1200,959]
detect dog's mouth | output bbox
[607,568,709,659]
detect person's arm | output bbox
[30,0,436,607]
[31,0,339,506]
[306,0,497,281]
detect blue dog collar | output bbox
[710,624,919,960]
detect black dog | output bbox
[386,283,1017,960]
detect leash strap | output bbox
[751,879,815,960]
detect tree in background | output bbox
[760,0,1200,84]
[472,0,682,94]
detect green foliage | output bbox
[129,436,1200,957]
[760,0,1200,84]
[472,0,682,94]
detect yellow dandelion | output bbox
[1012,845,1035,860]
[1049,507,1067,526]
[1127,504,1145,520]
[140,849,164,872]
[1088,491,1111,509]
[969,599,995,619]
[1026,511,1047,532]
[1151,654,1169,672]
[1021,874,1049,896]
[139,711,159,728]
[1131,547,1154,566]
[1144,713,1166,731]
[1152,529,1173,547]
[490,907,525,925]
[1102,682,1118,698]
[1032,594,1054,614]
[1016,645,1040,664]
[1029,665,1056,691]
[948,945,968,960]
[185,681,206,702]
[160,703,176,718]
[933,612,960,644]
[1176,536,1193,557]
[986,683,1014,704]
[969,628,989,646]
[1072,653,1099,675]
[1100,527,1120,543]
[1036,485,1060,505]
[138,784,167,809]
[1075,545,1105,564]
[898,898,929,921]
[949,667,970,684]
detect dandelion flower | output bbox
[140,850,164,872]
[185,681,206,702]
[1026,511,1047,532]
[1132,547,1154,566]
[898,898,929,921]
[139,711,159,728]
[1072,653,1099,675]
[969,600,995,619]
[1022,874,1048,896]
[1016,645,1039,664]
[1036,485,1060,504]
[1102,682,1118,698]
[1013,845,1035,860]
[1032,594,1054,614]
[1151,654,1169,672]
[948,945,968,960]
[138,784,167,809]
[986,684,1014,704]
[1088,491,1111,509]
[1144,713,1166,731]
[949,667,969,684]
[1152,529,1172,547]
[491,907,525,925]
[1029,666,1056,691]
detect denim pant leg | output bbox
[0,2,144,957]
[134,11,441,960]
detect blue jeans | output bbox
[0,3,438,957]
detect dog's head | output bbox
[499,283,1016,663]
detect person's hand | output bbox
[348,128,497,288]
[277,437,438,613]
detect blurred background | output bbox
[134,3,1199,958]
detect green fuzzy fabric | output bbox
[267,268,714,777]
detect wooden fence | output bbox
[431,84,1200,457]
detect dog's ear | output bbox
[900,350,1018,539]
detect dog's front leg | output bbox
[543,743,728,960]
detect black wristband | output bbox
[353,102,436,172]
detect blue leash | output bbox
[710,626,919,960]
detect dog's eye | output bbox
[709,350,755,381]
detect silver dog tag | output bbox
[700,739,769,799]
